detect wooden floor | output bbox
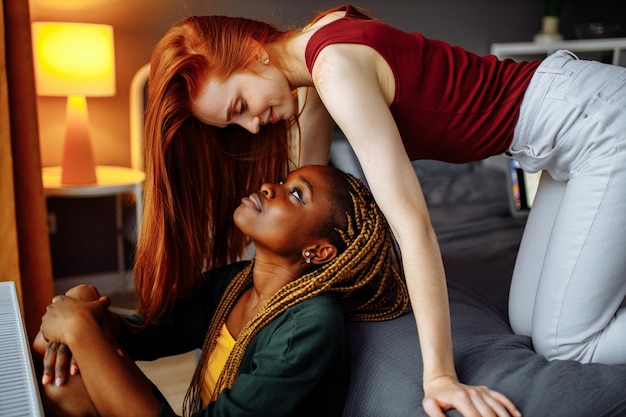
[137,351,197,415]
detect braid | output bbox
[183,262,253,413]
[183,170,409,415]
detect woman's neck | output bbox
[268,11,346,89]
[267,35,313,89]
[226,256,304,338]
[250,255,303,298]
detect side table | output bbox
[42,165,145,279]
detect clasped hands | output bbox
[33,285,120,387]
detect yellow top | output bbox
[201,323,236,405]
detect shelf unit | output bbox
[490,37,626,66]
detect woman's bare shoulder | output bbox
[304,10,346,31]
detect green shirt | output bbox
[118,262,349,417]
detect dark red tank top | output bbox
[305,4,540,163]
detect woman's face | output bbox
[233,166,335,256]
[192,65,296,133]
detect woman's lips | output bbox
[242,193,262,211]
[269,107,279,124]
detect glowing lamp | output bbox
[32,22,116,185]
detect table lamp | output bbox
[31,22,116,185]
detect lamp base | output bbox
[61,95,97,185]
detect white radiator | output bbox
[0,281,44,416]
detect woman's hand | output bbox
[41,295,111,347]
[423,376,521,417]
[41,342,76,387]
[34,285,105,387]
[39,295,114,386]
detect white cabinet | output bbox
[490,37,626,66]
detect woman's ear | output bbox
[254,44,270,65]
[303,242,338,265]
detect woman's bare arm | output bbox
[311,43,520,417]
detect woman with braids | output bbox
[36,165,409,417]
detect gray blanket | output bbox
[342,162,626,417]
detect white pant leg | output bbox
[530,152,626,364]
[509,174,564,337]
[508,50,626,364]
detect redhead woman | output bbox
[139,3,626,416]
[36,165,409,417]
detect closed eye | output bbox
[237,100,246,116]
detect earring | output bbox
[304,251,311,264]
[263,58,270,65]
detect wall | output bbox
[27,0,624,277]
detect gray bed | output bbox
[330,143,626,417]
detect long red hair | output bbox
[135,16,294,324]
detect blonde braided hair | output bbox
[183,168,409,414]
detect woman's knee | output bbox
[65,284,101,301]
[41,374,99,417]
[531,323,600,363]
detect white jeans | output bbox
[507,50,626,364]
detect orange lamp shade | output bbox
[31,22,116,185]
[31,22,116,97]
